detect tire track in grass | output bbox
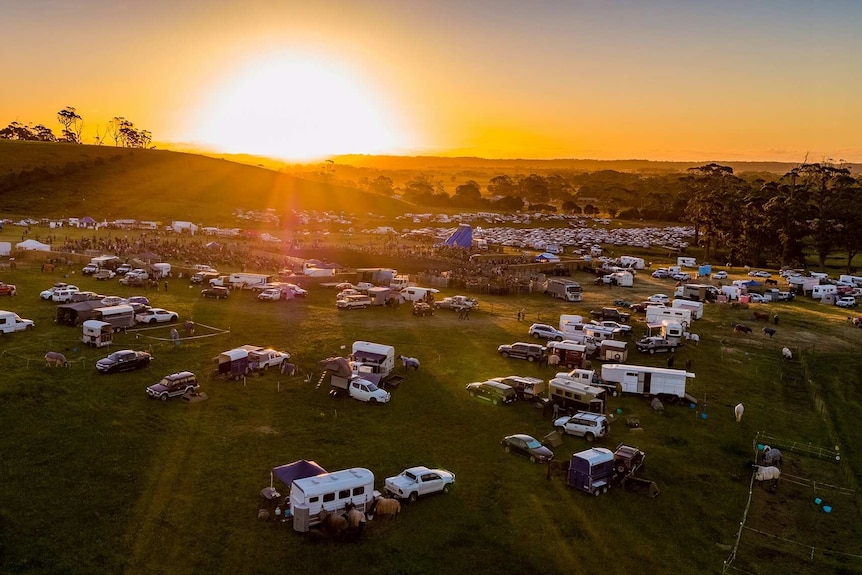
[123,405,203,574]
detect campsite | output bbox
[1,216,861,575]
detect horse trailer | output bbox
[559,314,585,335]
[81,320,113,347]
[567,448,615,496]
[547,340,588,369]
[600,364,697,405]
[599,339,628,362]
[93,305,136,332]
[549,372,607,414]
[619,256,645,270]
[646,305,691,329]
[290,468,375,532]
[229,273,272,290]
[671,299,704,319]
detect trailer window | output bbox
[323,493,335,503]
[338,490,350,499]
[352,486,365,496]
[309,496,319,503]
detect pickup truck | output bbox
[336,294,372,309]
[435,295,478,311]
[384,466,455,502]
[247,349,290,372]
[635,336,679,354]
[330,374,391,404]
[590,307,631,323]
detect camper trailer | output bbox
[351,341,396,379]
[81,320,112,347]
[598,339,628,362]
[93,305,136,332]
[839,274,862,287]
[600,364,697,405]
[619,256,645,270]
[229,273,272,289]
[545,279,583,302]
[549,374,607,414]
[671,299,704,320]
[559,315,585,335]
[547,340,588,369]
[567,448,615,496]
[811,284,837,300]
[289,468,375,532]
[677,257,697,268]
[645,305,692,328]
[674,283,719,302]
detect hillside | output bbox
[0,141,411,222]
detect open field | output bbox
[1,243,861,575]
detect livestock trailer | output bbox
[671,299,704,319]
[567,448,615,495]
[600,364,697,405]
[290,468,375,532]
[81,320,113,347]
[218,348,249,379]
[549,375,607,414]
[547,340,588,369]
[599,339,628,362]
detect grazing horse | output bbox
[848,316,862,328]
[765,279,778,286]
[752,312,770,322]
[733,324,752,335]
[398,355,420,371]
[762,446,783,467]
[762,327,776,337]
[318,509,348,537]
[754,465,781,490]
[782,347,793,360]
[45,352,68,367]
[370,496,401,518]
[734,403,744,423]
[280,362,298,376]
[684,332,700,345]
[183,320,195,336]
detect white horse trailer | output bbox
[559,315,585,335]
[646,305,691,329]
[601,364,697,405]
[290,467,375,532]
[351,341,395,378]
[671,299,703,319]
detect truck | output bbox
[330,374,392,404]
[490,376,546,400]
[435,295,479,311]
[674,283,719,302]
[589,307,630,323]
[567,447,615,496]
[384,466,456,502]
[600,364,697,405]
[246,347,291,372]
[336,294,372,309]
[545,279,583,302]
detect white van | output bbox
[289,468,375,532]
[400,287,439,302]
[0,310,35,333]
[812,284,837,299]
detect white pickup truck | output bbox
[384,466,455,502]
[330,374,390,404]
[247,348,290,372]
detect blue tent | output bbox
[271,459,327,488]
[443,224,473,248]
[534,252,561,263]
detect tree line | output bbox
[0,106,153,148]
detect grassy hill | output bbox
[0,141,411,222]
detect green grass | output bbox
[1,241,861,575]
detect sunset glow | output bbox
[2,1,861,162]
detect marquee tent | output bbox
[15,239,50,251]
[443,224,473,248]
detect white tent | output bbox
[16,239,50,251]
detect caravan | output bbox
[645,305,692,328]
[289,468,376,532]
[559,315,585,335]
[601,364,697,405]
[812,284,837,300]
[671,299,704,320]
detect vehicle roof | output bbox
[506,434,538,442]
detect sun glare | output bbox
[191,50,410,161]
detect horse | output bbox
[734,403,744,423]
[754,465,781,490]
[848,316,862,328]
[684,332,700,345]
[765,279,778,286]
[782,347,793,360]
[762,327,776,337]
[318,509,348,537]
[733,324,752,335]
[762,446,783,467]
[752,312,770,322]
[45,351,68,367]
[370,496,401,518]
[280,362,298,376]
[398,355,420,371]
[183,320,195,336]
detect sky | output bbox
[2,0,862,162]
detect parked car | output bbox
[126,296,150,306]
[336,294,372,309]
[258,288,283,301]
[82,263,99,275]
[51,287,80,303]
[635,336,678,354]
[836,296,858,308]
[671,272,691,281]
[748,270,772,278]
[71,291,104,302]
[553,412,610,442]
[40,283,78,300]
[355,282,375,293]
[135,308,178,324]
[146,371,198,401]
[96,349,153,374]
[465,381,516,405]
[335,282,356,290]
[648,294,670,304]
[712,271,728,280]
[528,323,565,341]
[285,283,308,297]
[201,286,230,299]
[190,271,220,285]
[116,263,133,275]
[93,269,116,280]
[590,320,633,334]
[501,434,554,463]
[0,282,18,296]
[651,269,670,279]
[497,342,546,362]
[384,466,455,501]
[100,296,125,307]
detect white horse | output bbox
[754,465,781,490]
[734,403,744,423]
[684,332,700,345]
[399,355,420,371]
[782,347,792,360]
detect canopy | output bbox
[272,460,326,488]
[443,224,472,248]
[534,252,561,263]
[16,239,50,251]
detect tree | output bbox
[57,106,83,143]
[368,176,394,195]
[106,117,124,146]
[487,174,517,197]
[32,124,57,142]
[453,180,483,207]
[682,163,747,259]
[0,122,35,140]
[518,174,549,203]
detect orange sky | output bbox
[2,1,861,162]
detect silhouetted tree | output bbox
[454,180,483,207]
[487,174,517,197]
[57,106,83,143]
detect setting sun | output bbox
[188,49,412,161]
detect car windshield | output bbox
[526,439,542,449]
[405,471,417,481]
[366,383,379,391]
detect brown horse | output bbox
[752,312,770,322]
[733,324,752,334]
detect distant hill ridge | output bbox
[0,140,409,221]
